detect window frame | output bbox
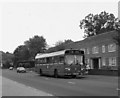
[108,43,116,52]
[109,57,116,66]
[102,45,106,53]
[92,46,99,54]
[80,48,85,54]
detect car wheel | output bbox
[39,69,43,76]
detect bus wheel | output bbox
[39,69,43,76]
[54,69,58,78]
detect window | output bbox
[85,58,89,64]
[102,58,106,66]
[54,56,59,63]
[86,58,91,69]
[86,48,90,54]
[108,43,116,52]
[81,48,85,54]
[109,57,116,66]
[59,56,64,63]
[92,46,99,54]
[46,57,53,63]
[53,56,64,63]
[87,58,89,64]
[102,45,105,53]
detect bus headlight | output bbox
[65,68,71,71]
[81,68,84,70]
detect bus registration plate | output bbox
[73,73,79,75]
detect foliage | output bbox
[46,39,73,53]
[0,51,14,68]
[13,35,47,66]
[14,45,30,60]
[24,35,47,57]
[55,39,73,51]
[54,40,65,51]
[13,45,30,67]
[113,30,120,46]
[79,11,120,38]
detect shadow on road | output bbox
[35,74,86,79]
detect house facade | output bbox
[65,30,119,71]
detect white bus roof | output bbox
[35,50,66,59]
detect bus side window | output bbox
[51,57,54,63]
[59,56,64,63]
[54,56,58,63]
[50,57,53,63]
[44,58,47,63]
[36,59,38,64]
[42,58,46,64]
[39,59,41,63]
[46,58,48,63]
[46,57,52,63]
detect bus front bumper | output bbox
[64,72,80,76]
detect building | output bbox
[0,51,2,68]
[65,30,119,74]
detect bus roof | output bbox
[35,50,66,59]
[35,49,84,59]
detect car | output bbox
[9,67,13,70]
[17,67,26,73]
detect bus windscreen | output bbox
[65,55,83,65]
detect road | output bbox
[2,69,118,96]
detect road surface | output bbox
[2,69,119,96]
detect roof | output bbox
[65,30,118,49]
[35,50,66,59]
[75,30,118,44]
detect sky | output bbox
[0,0,119,53]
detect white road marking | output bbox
[47,94,53,96]
[13,81,17,84]
[27,86,53,96]
[68,81,76,84]
[116,88,120,90]
[35,74,40,76]
[45,78,49,80]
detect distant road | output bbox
[2,69,118,96]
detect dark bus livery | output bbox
[35,49,86,78]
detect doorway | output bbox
[92,58,99,69]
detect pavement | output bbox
[0,75,53,96]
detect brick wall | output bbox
[65,30,119,70]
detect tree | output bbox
[46,39,73,52]
[13,35,47,67]
[64,39,73,44]
[113,30,120,46]
[14,45,30,60]
[79,11,120,38]
[13,45,30,67]
[54,40,65,51]
[24,35,47,58]
[55,39,73,51]
[0,51,14,68]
